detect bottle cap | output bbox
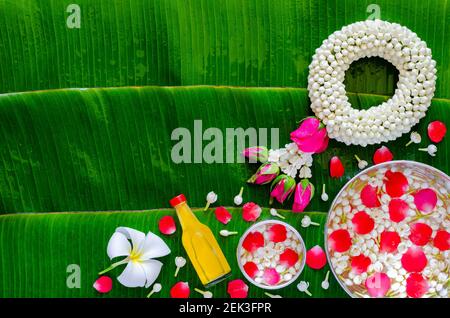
[169,194,186,207]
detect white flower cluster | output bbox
[268,142,313,179]
[308,20,437,146]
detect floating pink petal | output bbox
[242,231,265,253]
[227,279,249,298]
[93,276,113,294]
[365,272,391,298]
[373,146,393,164]
[351,211,375,235]
[214,206,232,224]
[384,170,409,198]
[267,224,287,243]
[427,120,447,143]
[329,156,345,178]
[406,273,429,298]
[242,202,262,222]
[380,231,401,253]
[433,230,450,251]
[158,215,177,235]
[263,268,281,285]
[360,184,381,208]
[170,282,190,298]
[388,198,409,223]
[243,261,259,279]
[306,245,327,270]
[401,246,427,272]
[409,223,432,246]
[413,188,437,214]
[351,254,371,274]
[328,229,352,253]
[280,248,300,268]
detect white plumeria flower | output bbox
[418,144,437,156]
[233,187,244,205]
[195,288,213,298]
[321,271,330,290]
[146,283,162,298]
[321,184,329,201]
[220,229,238,237]
[270,208,285,219]
[406,131,421,146]
[174,256,187,277]
[354,155,368,170]
[264,292,282,298]
[204,191,218,210]
[100,227,171,288]
[301,215,320,228]
[297,281,312,296]
[299,166,312,179]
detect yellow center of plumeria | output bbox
[129,249,142,262]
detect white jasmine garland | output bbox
[308,20,437,146]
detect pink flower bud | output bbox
[290,117,329,154]
[292,179,315,212]
[270,175,296,204]
[247,163,279,185]
[242,146,269,163]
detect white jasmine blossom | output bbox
[321,184,329,201]
[418,144,437,156]
[233,187,244,205]
[301,215,320,228]
[299,166,312,179]
[297,281,312,296]
[270,208,285,220]
[321,271,330,290]
[195,288,213,298]
[220,229,238,237]
[354,155,368,170]
[203,191,218,210]
[174,256,187,277]
[146,283,162,298]
[406,132,421,146]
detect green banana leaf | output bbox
[0,208,347,298]
[0,0,449,98]
[0,86,449,214]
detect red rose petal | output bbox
[384,170,409,198]
[158,215,176,235]
[306,245,327,270]
[360,184,381,208]
[280,248,300,268]
[263,268,281,285]
[214,206,232,225]
[433,230,450,251]
[242,231,265,253]
[409,223,432,246]
[351,254,371,274]
[427,120,447,143]
[373,146,393,164]
[406,273,429,298]
[365,272,391,298]
[227,279,248,298]
[329,156,345,178]
[380,231,401,253]
[242,202,262,222]
[401,246,427,272]
[413,188,437,214]
[351,211,375,235]
[328,229,352,253]
[93,276,113,293]
[170,281,190,298]
[267,224,287,243]
[388,198,409,223]
[243,261,259,279]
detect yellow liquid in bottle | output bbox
[173,200,231,286]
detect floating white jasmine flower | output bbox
[418,144,437,156]
[100,227,171,288]
[220,229,238,237]
[233,187,244,205]
[195,288,213,298]
[204,191,218,210]
[301,215,320,228]
[406,132,421,146]
[297,281,312,296]
[321,184,329,201]
[270,208,285,219]
[174,256,186,277]
[308,20,436,146]
[354,155,368,170]
[321,271,330,290]
[264,292,282,298]
[146,283,162,298]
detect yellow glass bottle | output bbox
[169,194,231,287]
